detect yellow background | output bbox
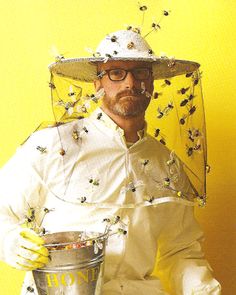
[0,0,235,294]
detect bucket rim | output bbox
[43,231,108,248]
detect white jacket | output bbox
[0,108,221,294]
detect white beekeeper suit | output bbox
[0,107,221,295]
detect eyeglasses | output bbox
[98,68,152,81]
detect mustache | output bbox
[116,89,143,99]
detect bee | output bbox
[155,174,176,191]
[141,159,149,166]
[167,102,174,109]
[83,88,105,104]
[121,180,144,193]
[93,51,101,58]
[93,239,103,254]
[179,114,187,125]
[68,85,81,102]
[180,98,189,107]
[188,128,201,142]
[163,10,170,16]
[157,102,174,118]
[152,22,161,30]
[50,45,65,63]
[138,2,147,11]
[189,105,196,115]
[97,113,102,120]
[140,159,150,172]
[188,94,194,101]
[165,79,171,85]
[194,142,201,151]
[106,35,118,43]
[192,71,202,85]
[166,151,176,166]
[103,53,112,62]
[83,126,89,133]
[148,49,153,55]
[113,50,118,55]
[22,204,37,230]
[163,177,170,187]
[36,146,47,153]
[157,108,164,118]
[76,103,89,114]
[97,70,106,79]
[68,85,75,97]
[196,195,206,207]
[26,286,35,294]
[40,227,47,235]
[140,81,146,94]
[153,92,162,99]
[132,27,141,34]
[185,72,193,78]
[126,25,141,34]
[140,82,151,98]
[186,146,194,156]
[103,215,121,225]
[127,42,135,49]
[176,191,183,197]
[43,207,53,214]
[145,196,155,203]
[206,165,211,173]
[72,130,80,140]
[193,78,199,85]
[56,99,75,116]
[161,79,171,87]
[117,228,127,235]
[78,197,87,203]
[167,57,176,68]
[54,54,64,62]
[25,208,35,224]
[159,138,166,145]
[180,105,196,125]
[154,128,160,137]
[48,82,56,89]
[178,87,190,95]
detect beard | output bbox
[102,89,151,118]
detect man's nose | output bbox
[124,71,136,89]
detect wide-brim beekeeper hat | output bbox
[45,27,208,207]
[49,29,200,82]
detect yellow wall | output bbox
[0,0,235,294]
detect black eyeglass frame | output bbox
[98,67,153,81]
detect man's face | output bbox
[94,60,154,118]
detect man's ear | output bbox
[94,79,102,92]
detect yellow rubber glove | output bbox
[3,227,49,271]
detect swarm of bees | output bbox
[22,203,53,235]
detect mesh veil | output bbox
[32,66,208,207]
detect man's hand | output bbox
[3,227,49,271]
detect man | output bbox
[0,30,221,294]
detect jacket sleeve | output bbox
[0,134,45,262]
[155,204,221,295]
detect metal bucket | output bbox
[33,231,107,295]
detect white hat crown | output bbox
[96,30,154,59]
